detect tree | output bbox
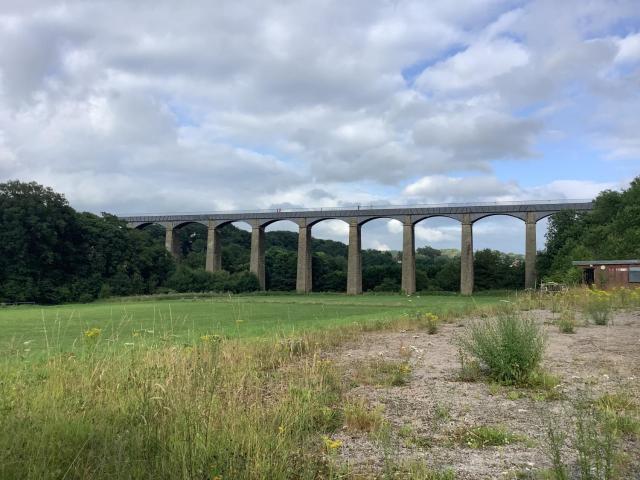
[539,176,640,282]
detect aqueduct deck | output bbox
[121,200,593,295]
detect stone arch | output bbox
[173,220,208,229]
[411,213,463,225]
[306,217,350,228]
[358,217,404,293]
[357,215,405,227]
[263,219,303,292]
[468,214,530,291]
[411,215,464,293]
[306,218,351,293]
[469,212,527,224]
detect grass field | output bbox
[0,293,503,358]
[2,290,637,479]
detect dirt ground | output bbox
[329,309,640,479]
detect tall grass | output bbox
[0,300,486,480]
[0,333,349,479]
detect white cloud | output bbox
[416,38,529,93]
[403,175,520,201]
[615,33,640,64]
[0,0,636,257]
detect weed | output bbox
[543,417,569,480]
[344,399,385,432]
[542,399,629,480]
[399,461,456,479]
[487,383,501,396]
[434,403,451,423]
[451,425,525,449]
[557,310,577,334]
[507,390,522,401]
[575,401,619,480]
[584,292,611,325]
[352,359,412,387]
[457,348,483,382]
[418,312,440,334]
[457,314,545,385]
[398,424,414,439]
[595,392,640,437]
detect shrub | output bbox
[557,310,577,333]
[418,312,440,334]
[457,314,545,384]
[165,267,260,294]
[543,399,630,480]
[585,291,611,325]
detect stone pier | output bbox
[164,225,181,259]
[401,222,416,295]
[347,221,362,295]
[250,225,266,290]
[296,223,312,293]
[205,225,222,272]
[525,212,537,290]
[460,216,474,296]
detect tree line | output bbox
[2,180,530,304]
[538,176,640,283]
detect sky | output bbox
[0,0,638,253]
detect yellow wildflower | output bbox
[322,435,343,451]
[84,327,101,339]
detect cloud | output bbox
[403,175,520,201]
[415,38,529,93]
[0,0,636,257]
[412,107,541,163]
[615,33,640,64]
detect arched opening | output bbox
[529,214,555,282]
[264,220,300,291]
[309,219,349,292]
[359,217,403,292]
[218,221,252,274]
[413,216,462,292]
[171,222,208,267]
[471,214,526,291]
[134,222,167,248]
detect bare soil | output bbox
[329,309,640,479]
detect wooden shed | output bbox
[572,260,640,289]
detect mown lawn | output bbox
[0,293,503,357]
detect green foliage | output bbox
[165,266,260,293]
[543,397,636,480]
[557,310,577,333]
[584,293,611,325]
[417,312,440,334]
[474,249,525,290]
[451,424,525,448]
[539,176,640,282]
[458,314,545,384]
[0,181,174,304]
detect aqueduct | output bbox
[121,200,593,295]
